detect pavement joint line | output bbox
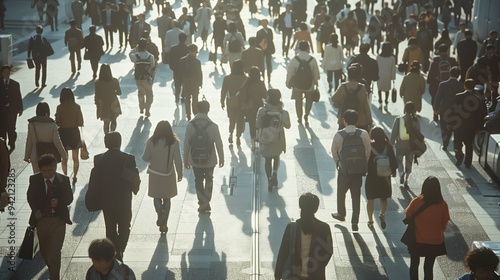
[251,148,261,279]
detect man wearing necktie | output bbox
[101,2,117,49]
[27,154,73,280]
[0,65,23,153]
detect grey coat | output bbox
[256,103,291,157]
[183,114,224,168]
[142,139,182,199]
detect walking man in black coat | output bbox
[457,30,477,82]
[169,32,189,103]
[0,65,23,153]
[179,44,202,120]
[27,25,53,88]
[256,19,275,83]
[65,19,84,74]
[278,4,297,57]
[101,2,118,49]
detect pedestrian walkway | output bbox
[0,0,499,279]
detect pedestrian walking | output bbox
[368,10,384,55]
[0,65,23,153]
[458,247,500,280]
[238,67,267,150]
[256,89,291,191]
[401,37,423,74]
[348,43,379,95]
[86,238,136,280]
[456,30,477,82]
[195,1,211,47]
[178,7,196,45]
[27,25,54,88]
[433,30,452,55]
[46,0,59,31]
[55,88,84,185]
[129,38,155,117]
[277,4,298,57]
[385,15,405,63]
[275,193,333,279]
[183,100,224,213]
[223,22,245,68]
[376,42,396,107]
[400,61,425,113]
[365,127,397,230]
[24,102,67,173]
[322,33,344,93]
[221,60,247,145]
[241,37,264,76]
[91,132,140,261]
[433,67,463,150]
[290,22,314,56]
[129,13,151,48]
[415,21,432,72]
[34,0,46,23]
[94,64,122,134]
[405,176,449,280]
[163,20,184,61]
[101,2,118,50]
[84,25,105,79]
[390,101,420,187]
[339,11,358,56]
[180,44,202,120]
[71,0,85,29]
[157,7,172,51]
[86,0,101,26]
[27,154,73,280]
[332,66,372,130]
[212,13,226,64]
[331,109,371,231]
[169,33,189,103]
[116,3,131,48]
[142,121,183,233]
[286,41,320,126]
[65,19,84,74]
[478,30,499,58]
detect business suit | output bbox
[278,11,297,56]
[84,33,105,78]
[71,0,84,29]
[157,14,172,47]
[129,20,151,48]
[453,90,488,167]
[433,78,464,148]
[27,34,51,87]
[457,38,477,82]
[27,172,73,280]
[241,46,264,74]
[93,149,138,256]
[163,27,184,53]
[180,54,202,120]
[169,42,189,102]
[101,8,118,48]
[256,26,275,81]
[65,26,84,73]
[0,78,22,150]
[275,218,333,280]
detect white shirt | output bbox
[284,12,292,28]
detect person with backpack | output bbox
[256,89,291,191]
[180,44,203,121]
[183,100,224,213]
[64,19,84,74]
[331,109,371,231]
[365,127,397,230]
[427,44,458,121]
[129,38,155,117]
[223,22,245,69]
[286,41,320,126]
[27,25,54,88]
[86,238,136,280]
[348,43,379,94]
[390,101,420,187]
[400,61,425,113]
[332,66,373,131]
[220,60,247,145]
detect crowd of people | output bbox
[1,0,499,279]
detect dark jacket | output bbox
[93,149,138,212]
[277,11,298,31]
[129,21,151,47]
[169,42,189,72]
[453,90,488,132]
[348,53,380,91]
[433,78,464,114]
[27,173,73,226]
[180,54,202,87]
[275,218,333,280]
[84,33,105,60]
[256,26,275,55]
[427,56,459,96]
[65,26,84,51]
[27,34,53,60]
[457,38,477,70]
[0,79,23,113]
[101,8,118,30]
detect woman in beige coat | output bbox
[142,121,183,233]
[24,102,67,173]
[400,61,426,113]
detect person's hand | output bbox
[51,198,59,208]
[219,161,224,168]
[177,174,183,182]
[18,110,22,117]
[184,163,191,169]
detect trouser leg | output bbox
[336,172,349,218]
[116,208,132,253]
[423,256,437,280]
[409,254,420,280]
[349,176,362,225]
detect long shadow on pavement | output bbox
[141,234,176,279]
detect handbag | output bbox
[397,62,407,73]
[26,58,35,69]
[80,140,89,160]
[281,222,297,280]
[121,156,141,195]
[83,49,90,60]
[86,167,103,211]
[19,226,39,260]
[401,203,431,246]
[391,81,397,103]
[312,88,320,103]
[33,123,62,163]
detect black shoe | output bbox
[271,172,278,187]
[145,110,151,117]
[159,225,168,233]
[140,109,144,114]
[186,115,191,121]
[455,153,464,166]
[331,213,345,221]
[400,172,405,185]
[297,118,302,124]
[379,214,386,229]
[35,81,39,87]
[352,224,359,231]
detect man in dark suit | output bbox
[101,2,118,49]
[0,66,23,152]
[27,154,73,280]
[452,79,488,168]
[180,44,202,120]
[256,19,275,83]
[169,32,189,104]
[433,67,463,150]
[157,7,173,49]
[92,132,139,261]
[241,37,265,75]
[278,4,297,57]
[27,25,53,88]
[457,30,477,83]
[71,0,85,29]
[65,19,84,74]
[129,13,151,48]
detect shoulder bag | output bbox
[19,226,39,260]
[391,81,397,103]
[33,123,62,163]
[401,202,431,246]
[80,127,89,160]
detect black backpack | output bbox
[134,53,152,80]
[338,129,367,175]
[292,56,314,90]
[340,84,362,116]
[228,34,241,53]
[190,120,213,165]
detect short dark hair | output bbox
[299,22,308,31]
[465,247,499,273]
[299,193,320,214]
[60,88,75,103]
[464,30,472,37]
[343,109,358,125]
[89,25,96,33]
[404,101,415,114]
[104,131,122,149]
[267,89,282,106]
[248,37,256,46]
[36,25,43,34]
[38,154,57,169]
[464,79,475,90]
[88,238,116,261]
[450,66,461,78]
[137,38,148,50]
[70,19,77,27]
[298,41,309,51]
[347,66,361,80]
[36,102,50,117]
[178,32,187,43]
[1,65,11,73]
[197,100,210,114]
[188,44,198,53]
[231,60,244,75]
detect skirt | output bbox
[58,127,82,150]
[408,242,447,257]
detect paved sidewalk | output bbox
[0,0,499,279]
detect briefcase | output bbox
[19,226,39,260]
[26,58,35,69]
